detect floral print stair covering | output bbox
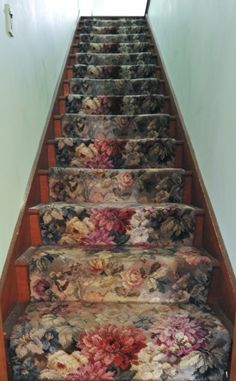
[69,78,161,96]
[60,114,170,139]
[27,245,213,305]
[54,138,176,168]
[10,302,230,381]
[9,17,230,381]
[72,64,158,79]
[75,52,157,65]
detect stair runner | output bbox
[8,17,230,381]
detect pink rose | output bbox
[116,172,134,189]
[89,192,105,203]
[121,268,144,289]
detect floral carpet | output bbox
[9,16,230,380]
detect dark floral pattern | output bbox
[65,94,165,115]
[77,42,152,53]
[61,114,170,139]
[76,52,157,65]
[37,203,195,247]
[79,33,150,43]
[27,245,214,305]
[80,18,146,26]
[9,301,230,381]
[69,78,160,96]
[73,64,158,79]
[48,168,183,203]
[78,25,148,34]
[54,138,176,168]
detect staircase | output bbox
[2,16,234,381]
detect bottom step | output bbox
[9,301,230,381]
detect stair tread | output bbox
[78,33,151,44]
[67,78,162,96]
[17,244,218,305]
[63,94,167,116]
[76,42,153,54]
[71,63,160,79]
[9,300,230,380]
[75,52,157,65]
[44,168,186,204]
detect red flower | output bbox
[77,324,146,370]
[95,140,125,157]
[32,279,50,296]
[90,208,134,235]
[81,229,115,246]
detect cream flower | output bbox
[47,350,88,376]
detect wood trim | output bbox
[0,13,80,381]
[145,0,151,15]
[146,14,236,378]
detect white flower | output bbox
[46,350,88,375]
[130,227,152,244]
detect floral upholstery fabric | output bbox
[27,245,214,305]
[69,78,160,96]
[80,18,146,26]
[75,52,157,65]
[65,95,165,115]
[60,114,170,139]
[9,301,230,381]
[54,138,176,168]
[72,64,158,79]
[77,42,151,54]
[48,168,184,203]
[37,203,196,247]
[78,26,148,34]
[79,33,150,43]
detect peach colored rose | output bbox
[60,217,94,244]
[89,192,105,203]
[121,268,144,289]
[88,258,109,273]
[116,172,134,189]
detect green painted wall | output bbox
[0,0,79,275]
[148,0,236,273]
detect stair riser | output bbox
[39,170,191,204]
[77,26,149,34]
[75,34,151,44]
[74,42,154,54]
[29,205,203,248]
[59,95,171,115]
[63,78,164,97]
[74,52,158,66]
[27,247,213,306]
[53,114,176,139]
[67,64,161,80]
[47,138,181,169]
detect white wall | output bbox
[148,0,236,273]
[79,0,147,16]
[0,0,79,275]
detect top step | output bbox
[79,18,146,27]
